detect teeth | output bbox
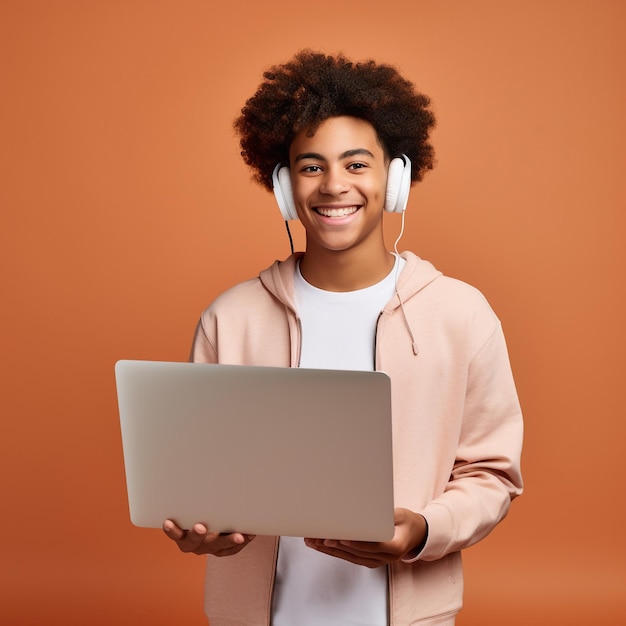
[316,206,358,217]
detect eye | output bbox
[347,162,367,171]
[301,164,323,174]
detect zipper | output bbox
[295,316,302,367]
[266,537,280,625]
[374,310,384,371]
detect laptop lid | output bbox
[115,360,395,541]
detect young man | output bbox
[164,50,523,625]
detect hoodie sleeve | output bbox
[416,321,524,561]
[188,315,218,364]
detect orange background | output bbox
[1,1,624,624]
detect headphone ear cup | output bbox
[272,164,298,221]
[384,155,412,213]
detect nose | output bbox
[319,166,350,196]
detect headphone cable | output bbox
[285,220,295,255]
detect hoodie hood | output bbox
[388,252,442,355]
[259,252,442,356]
[389,251,442,309]
[259,251,441,311]
[258,252,304,314]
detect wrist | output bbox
[402,514,428,562]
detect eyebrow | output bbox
[294,148,376,163]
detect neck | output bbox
[299,243,395,292]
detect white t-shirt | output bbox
[271,255,403,626]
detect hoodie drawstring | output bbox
[396,289,420,356]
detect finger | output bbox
[187,523,211,542]
[306,538,396,561]
[212,535,257,557]
[334,540,387,554]
[167,522,219,553]
[163,519,256,555]
[186,524,229,552]
[163,519,187,541]
[305,540,386,568]
[305,538,385,562]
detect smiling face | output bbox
[289,116,391,271]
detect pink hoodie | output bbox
[190,251,523,625]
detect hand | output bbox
[163,520,256,557]
[304,508,427,568]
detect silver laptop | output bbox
[115,360,395,541]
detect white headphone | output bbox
[272,155,412,221]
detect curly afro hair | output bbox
[234,50,437,191]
